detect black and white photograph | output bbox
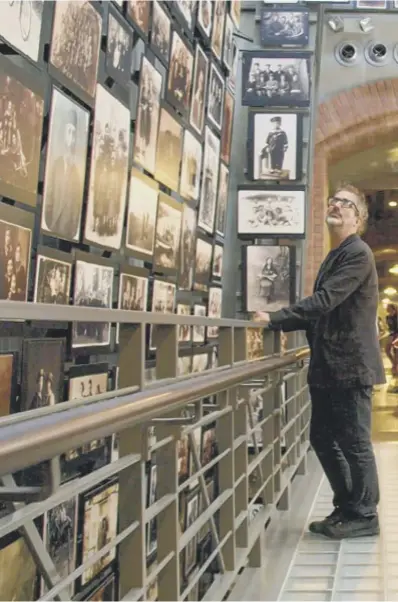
[248,112,302,181]
[221,89,234,165]
[127,0,150,37]
[198,126,220,234]
[194,238,212,290]
[146,464,157,557]
[0,353,16,418]
[21,338,65,411]
[227,38,238,95]
[150,0,171,65]
[184,492,199,577]
[208,286,222,338]
[126,168,159,258]
[192,353,208,373]
[178,356,192,376]
[81,481,119,586]
[72,257,114,349]
[207,63,225,131]
[193,304,206,343]
[179,204,197,290]
[119,271,148,312]
[172,0,197,32]
[215,163,229,237]
[41,87,89,241]
[197,0,213,38]
[134,57,163,175]
[237,187,306,236]
[150,279,176,349]
[211,0,226,62]
[0,532,38,601]
[230,0,241,29]
[50,1,102,104]
[167,30,194,119]
[155,107,183,191]
[0,0,43,62]
[178,434,189,482]
[180,129,203,204]
[34,248,72,305]
[243,245,295,313]
[241,51,311,107]
[223,13,234,71]
[153,193,183,273]
[177,304,191,343]
[0,205,33,302]
[85,85,130,250]
[106,9,133,86]
[212,244,223,279]
[246,328,265,361]
[190,44,209,135]
[0,56,44,207]
[260,8,310,47]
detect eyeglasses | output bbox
[327,196,359,216]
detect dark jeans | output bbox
[309,386,379,518]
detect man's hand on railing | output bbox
[254,311,271,325]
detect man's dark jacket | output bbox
[269,234,385,388]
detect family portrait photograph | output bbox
[208,286,222,338]
[34,251,72,305]
[260,8,309,47]
[41,88,89,242]
[0,353,14,417]
[179,204,197,290]
[243,245,294,313]
[150,0,171,65]
[190,44,209,135]
[0,534,37,601]
[198,126,220,234]
[127,0,150,37]
[21,338,64,412]
[211,0,226,62]
[126,169,159,258]
[106,10,133,86]
[249,112,301,181]
[167,30,194,119]
[241,51,311,107]
[221,89,234,165]
[215,164,229,237]
[207,63,225,131]
[180,129,203,204]
[194,238,212,290]
[154,194,183,272]
[150,279,176,349]
[0,57,44,207]
[238,187,306,236]
[0,0,43,62]
[0,214,32,302]
[134,57,162,175]
[197,0,212,38]
[155,107,183,192]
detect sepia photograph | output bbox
[177,304,191,343]
[41,88,89,241]
[208,286,222,338]
[227,38,238,95]
[153,193,183,273]
[50,1,101,104]
[178,434,189,482]
[34,250,72,305]
[134,57,163,175]
[178,355,192,376]
[221,89,234,165]
[241,51,311,107]
[230,0,241,29]
[180,129,203,204]
[212,244,223,279]
[192,353,208,373]
[201,425,217,466]
[167,30,194,119]
[207,63,225,131]
[260,8,310,47]
[0,211,32,302]
[172,0,197,32]
[147,464,157,557]
[194,238,212,290]
[155,107,183,191]
[193,304,206,343]
[126,168,159,258]
[249,112,302,181]
[21,338,64,412]
[215,163,229,237]
[0,56,44,207]
[85,85,130,250]
[190,44,209,135]
[127,0,150,37]
[198,126,220,234]
[197,0,213,38]
[246,328,265,361]
[150,0,171,65]
[81,481,119,585]
[0,533,37,601]
[211,0,226,62]
[106,9,133,86]
[0,353,15,417]
[243,245,295,313]
[184,492,199,577]
[72,258,114,349]
[150,279,176,349]
[0,0,44,62]
[223,13,234,71]
[179,204,197,290]
[119,272,148,312]
[238,187,306,236]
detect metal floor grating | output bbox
[278,443,398,602]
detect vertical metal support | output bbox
[248,536,262,569]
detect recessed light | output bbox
[389,201,398,207]
[384,287,397,296]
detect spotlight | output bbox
[389,265,398,275]
[384,287,397,296]
[327,16,344,32]
[389,201,398,207]
[359,17,374,33]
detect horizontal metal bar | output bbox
[0,485,42,503]
[179,489,232,551]
[151,417,196,425]
[145,493,175,523]
[178,448,230,493]
[181,406,232,435]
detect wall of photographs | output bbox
[0,0,241,600]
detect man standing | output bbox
[256,185,384,539]
[261,116,288,176]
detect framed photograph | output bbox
[212,244,223,280]
[41,87,89,242]
[49,1,102,106]
[221,89,234,165]
[227,39,238,95]
[207,63,225,131]
[192,353,208,373]
[201,424,217,466]
[153,193,183,274]
[85,85,130,250]
[0,204,33,302]
[193,304,206,343]
[80,480,119,586]
[0,56,45,207]
[178,355,192,376]
[223,13,234,71]
[33,246,72,305]
[188,427,202,486]
[86,575,116,601]
[241,51,311,107]
[246,328,265,361]
[197,0,213,39]
[21,338,65,412]
[146,464,157,557]
[260,8,310,48]
[194,237,212,291]
[171,0,197,33]
[72,254,114,350]
[180,129,203,204]
[208,286,222,338]
[150,279,176,350]
[177,304,191,343]
[125,168,159,260]
[198,478,215,540]
[0,531,38,600]
[230,0,241,29]
[167,29,194,120]
[248,111,303,182]
[356,0,386,6]
[116,265,149,347]
[243,245,296,313]
[198,126,220,234]
[184,490,199,577]
[126,0,151,38]
[0,0,44,63]
[134,56,163,175]
[237,186,306,237]
[190,44,209,136]
[155,106,183,191]
[178,434,190,482]
[106,6,133,87]
[179,203,197,290]
[211,0,226,63]
[215,163,229,237]
[0,353,17,417]
[150,0,171,65]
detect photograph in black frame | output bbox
[177,304,191,343]
[221,89,234,165]
[179,203,197,290]
[215,163,229,237]
[153,193,183,274]
[193,304,206,343]
[210,0,226,63]
[0,530,38,601]
[198,126,220,234]
[21,338,65,412]
[167,29,194,120]
[180,128,203,204]
[190,43,209,136]
[150,0,171,66]
[126,0,151,39]
[0,203,33,302]
[241,51,311,108]
[150,278,176,350]
[178,433,190,482]
[171,0,197,33]
[194,237,212,291]
[196,0,213,40]
[0,352,17,417]
[207,62,225,131]
[207,286,222,338]
[212,244,223,280]
[223,13,234,71]
[116,264,149,343]
[184,488,199,577]
[105,6,133,87]
[125,168,159,260]
[0,55,45,208]
[155,105,183,192]
[0,0,44,63]
[260,7,310,48]
[243,245,296,313]
[33,246,72,305]
[247,111,303,182]
[237,186,306,237]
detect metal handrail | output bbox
[0,347,309,477]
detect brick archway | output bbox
[306,78,398,296]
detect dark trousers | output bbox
[309,386,379,518]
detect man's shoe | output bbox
[308,508,343,534]
[322,514,379,540]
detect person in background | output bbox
[385,303,398,376]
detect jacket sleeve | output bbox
[268,316,309,332]
[268,248,372,328]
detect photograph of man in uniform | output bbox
[260,116,288,176]
[252,112,298,181]
[167,31,193,119]
[134,57,162,175]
